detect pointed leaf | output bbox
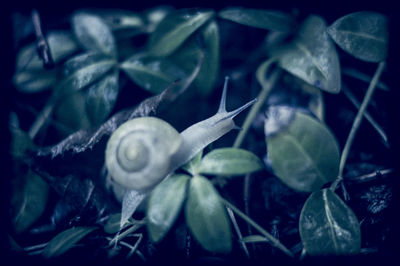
[299,189,361,255]
[199,148,263,176]
[86,71,119,126]
[72,12,117,57]
[147,174,189,242]
[275,15,341,93]
[266,107,340,192]
[47,31,80,63]
[42,226,97,258]
[219,7,295,32]
[120,56,177,94]
[327,12,388,62]
[11,170,49,234]
[148,8,214,56]
[57,52,116,97]
[185,175,232,253]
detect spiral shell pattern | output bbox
[105,117,182,191]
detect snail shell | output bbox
[105,117,182,191]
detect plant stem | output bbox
[233,68,281,148]
[342,85,388,147]
[226,207,250,258]
[331,61,386,191]
[28,100,55,139]
[220,197,294,258]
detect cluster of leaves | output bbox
[9,5,391,262]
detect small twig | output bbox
[233,67,281,148]
[342,85,389,147]
[345,168,393,183]
[32,9,55,69]
[28,100,56,139]
[331,61,386,191]
[23,242,48,252]
[109,220,145,245]
[243,174,253,236]
[342,67,389,91]
[226,207,250,258]
[220,197,294,258]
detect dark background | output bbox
[1,0,398,265]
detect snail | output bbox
[105,77,256,199]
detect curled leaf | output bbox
[327,12,388,62]
[36,53,202,158]
[299,189,361,256]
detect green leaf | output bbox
[266,107,340,192]
[185,175,232,253]
[96,9,144,31]
[327,12,388,62]
[47,31,80,63]
[56,91,92,131]
[11,170,49,234]
[57,52,116,97]
[10,128,34,159]
[14,69,59,93]
[147,174,190,242]
[199,148,264,176]
[241,235,268,243]
[13,31,78,93]
[72,12,117,57]
[120,56,178,94]
[218,7,295,32]
[148,8,214,56]
[195,20,220,95]
[104,213,133,234]
[275,15,341,93]
[299,189,361,256]
[167,20,219,96]
[182,150,203,175]
[42,227,97,258]
[86,70,119,126]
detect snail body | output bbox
[105,78,256,195]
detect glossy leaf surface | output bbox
[147,174,189,242]
[199,148,263,176]
[219,7,295,32]
[276,15,340,93]
[185,175,232,253]
[120,56,177,94]
[72,12,117,57]
[42,227,97,258]
[86,71,119,126]
[299,189,361,255]
[266,108,340,192]
[57,52,116,97]
[56,92,92,131]
[148,8,214,56]
[327,12,388,62]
